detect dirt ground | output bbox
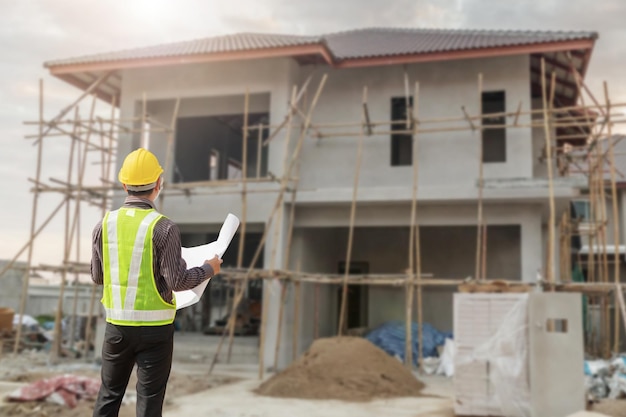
[0,365,237,417]
[257,337,425,401]
[591,399,626,417]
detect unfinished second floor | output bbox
[45,29,598,211]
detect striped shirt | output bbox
[90,196,213,303]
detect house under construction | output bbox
[3,28,626,379]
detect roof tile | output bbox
[44,28,597,68]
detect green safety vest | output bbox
[101,207,176,326]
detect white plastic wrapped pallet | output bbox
[454,293,530,417]
[454,292,585,417]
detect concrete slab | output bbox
[173,333,258,364]
[164,371,454,417]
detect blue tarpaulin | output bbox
[365,321,452,365]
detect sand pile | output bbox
[256,336,424,401]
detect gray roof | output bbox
[325,28,597,60]
[45,32,320,67]
[45,28,598,68]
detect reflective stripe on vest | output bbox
[104,308,175,322]
[102,208,175,326]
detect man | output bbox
[91,148,222,417]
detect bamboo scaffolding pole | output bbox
[589,165,597,285]
[513,101,523,126]
[314,283,320,340]
[66,107,80,346]
[461,106,476,131]
[24,100,626,133]
[406,82,420,370]
[237,89,250,269]
[475,73,484,282]
[85,97,117,359]
[560,212,568,282]
[256,123,263,178]
[300,119,608,139]
[604,81,622,354]
[598,141,610,285]
[482,224,488,281]
[34,72,112,145]
[404,69,411,129]
[596,142,611,358]
[338,86,367,336]
[541,60,556,284]
[263,76,312,145]
[569,62,607,119]
[209,75,328,377]
[265,100,626,129]
[617,285,626,338]
[112,265,614,289]
[405,80,416,369]
[24,125,117,152]
[71,102,96,349]
[29,179,288,195]
[0,197,69,281]
[14,80,44,354]
[54,96,96,360]
[293,261,302,361]
[24,114,162,126]
[293,107,324,140]
[603,295,611,358]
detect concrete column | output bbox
[553,222,561,282]
[521,208,543,282]
[260,60,300,371]
[261,201,291,370]
[266,60,299,178]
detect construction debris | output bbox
[256,336,424,401]
[365,321,451,365]
[586,356,626,400]
[590,400,626,417]
[7,375,100,408]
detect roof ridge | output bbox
[236,31,319,39]
[322,26,598,38]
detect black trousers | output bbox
[93,323,174,417]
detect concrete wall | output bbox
[268,218,526,368]
[144,93,270,181]
[0,261,26,311]
[27,285,102,318]
[116,54,538,211]
[295,55,533,195]
[293,202,543,282]
[116,58,298,224]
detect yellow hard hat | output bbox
[118,148,164,190]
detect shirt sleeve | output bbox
[157,220,215,292]
[91,220,104,285]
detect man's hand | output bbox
[205,255,223,276]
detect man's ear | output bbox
[123,184,128,192]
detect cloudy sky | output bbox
[0,0,625,274]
